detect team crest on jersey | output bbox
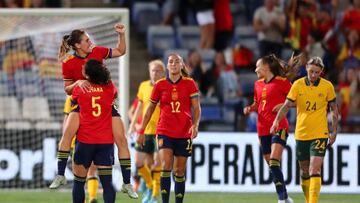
[318,93,324,97]
[158,138,163,147]
[171,89,178,101]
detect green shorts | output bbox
[135,134,157,154]
[296,138,328,161]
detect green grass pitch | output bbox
[1,191,360,203]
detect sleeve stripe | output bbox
[190,92,199,98]
[107,48,112,59]
[150,99,158,104]
[287,97,295,102]
[63,78,73,81]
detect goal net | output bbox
[0,8,129,189]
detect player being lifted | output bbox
[49,23,138,201]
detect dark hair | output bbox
[84,59,111,85]
[58,29,85,60]
[261,53,305,81]
[261,54,282,76]
[168,53,190,77]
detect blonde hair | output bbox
[148,59,165,71]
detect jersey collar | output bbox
[264,75,275,84]
[305,77,320,86]
[167,76,182,84]
[74,52,89,59]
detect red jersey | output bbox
[254,76,291,136]
[71,81,117,144]
[150,77,199,139]
[62,46,110,82]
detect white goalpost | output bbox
[0,8,129,188]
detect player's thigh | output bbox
[158,148,173,170]
[73,162,88,177]
[270,129,289,160]
[173,156,188,176]
[87,163,97,177]
[309,156,324,175]
[259,136,272,162]
[93,144,115,167]
[111,117,126,144]
[73,141,94,170]
[135,151,149,167]
[59,112,79,149]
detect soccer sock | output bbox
[269,159,287,200]
[119,159,131,184]
[301,176,310,203]
[138,165,153,189]
[174,175,186,203]
[72,175,86,203]
[98,168,116,203]
[309,175,321,203]
[160,170,172,203]
[87,177,98,201]
[57,150,70,176]
[152,166,162,198]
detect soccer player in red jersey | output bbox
[243,54,294,203]
[137,53,201,203]
[69,59,117,203]
[50,23,138,200]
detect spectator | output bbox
[213,0,233,51]
[253,0,286,57]
[188,0,215,49]
[214,52,240,103]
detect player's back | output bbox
[72,82,117,144]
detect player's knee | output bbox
[309,166,321,176]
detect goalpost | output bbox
[0,8,129,188]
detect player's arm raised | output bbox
[111,23,126,57]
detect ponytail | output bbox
[58,35,71,61]
[261,53,305,81]
[58,29,86,61]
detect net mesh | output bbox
[0,13,123,188]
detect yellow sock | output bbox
[309,175,321,203]
[301,176,310,203]
[152,166,162,197]
[87,177,98,202]
[138,165,153,189]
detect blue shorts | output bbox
[157,135,192,157]
[259,129,288,155]
[73,140,114,168]
[71,104,120,117]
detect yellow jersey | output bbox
[287,77,336,140]
[137,80,160,135]
[63,96,72,114]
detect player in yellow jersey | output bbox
[271,56,339,203]
[128,59,165,203]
